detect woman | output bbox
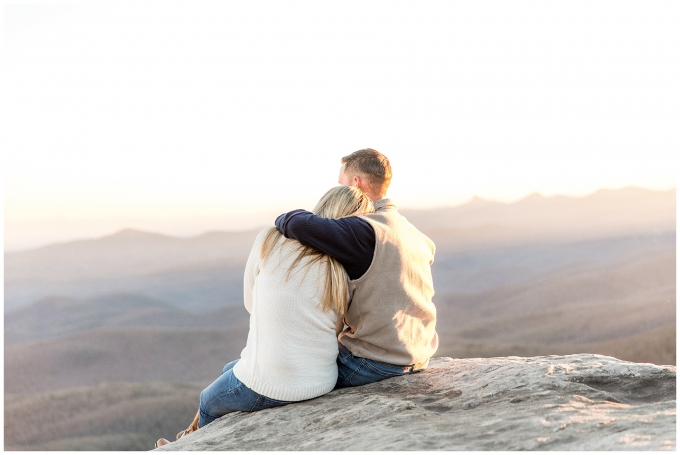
[156,186,374,447]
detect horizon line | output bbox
[7,184,676,224]
[5,185,675,254]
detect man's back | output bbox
[339,199,438,368]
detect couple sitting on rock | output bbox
[156,149,438,448]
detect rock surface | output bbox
[154,354,675,451]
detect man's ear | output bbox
[353,175,373,195]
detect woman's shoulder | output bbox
[255,226,274,240]
[252,226,280,248]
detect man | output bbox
[275,148,438,387]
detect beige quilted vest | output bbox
[338,199,438,368]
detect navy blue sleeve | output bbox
[274,210,375,280]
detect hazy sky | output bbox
[3,0,678,250]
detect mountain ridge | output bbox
[5,186,674,254]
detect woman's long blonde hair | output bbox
[260,186,375,317]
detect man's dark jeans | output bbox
[335,342,423,388]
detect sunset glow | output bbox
[3,0,678,250]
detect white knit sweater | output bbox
[232,228,340,402]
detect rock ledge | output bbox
[154,354,676,451]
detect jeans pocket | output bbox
[337,343,353,362]
[365,359,410,377]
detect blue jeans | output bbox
[198,360,292,428]
[335,342,423,388]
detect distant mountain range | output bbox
[5,228,259,283]
[4,229,259,311]
[4,186,675,450]
[402,186,675,253]
[5,186,674,311]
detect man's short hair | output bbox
[341,148,392,194]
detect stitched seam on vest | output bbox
[350,215,381,285]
